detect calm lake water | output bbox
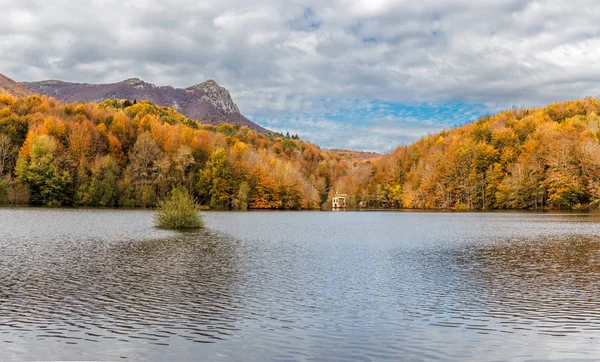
[1,209,600,360]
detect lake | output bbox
[1,209,600,360]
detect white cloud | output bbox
[1,0,599,151]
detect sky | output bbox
[2,0,600,152]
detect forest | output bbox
[0,93,350,209]
[345,97,600,210]
[2,91,600,210]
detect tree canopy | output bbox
[2,93,600,210]
[348,98,600,210]
[0,94,345,209]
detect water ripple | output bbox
[2,209,600,360]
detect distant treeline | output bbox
[2,93,600,210]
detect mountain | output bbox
[0,73,32,97]
[22,78,270,133]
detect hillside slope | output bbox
[335,98,600,210]
[0,73,32,97]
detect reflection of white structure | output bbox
[332,193,348,208]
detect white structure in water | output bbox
[332,192,348,208]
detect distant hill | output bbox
[0,73,32,97]
[328,149,381,161]
[22,78,270,133]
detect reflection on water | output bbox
[1,209,600,360]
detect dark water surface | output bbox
[1,209,600,360]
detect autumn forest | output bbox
[1,92,600,210]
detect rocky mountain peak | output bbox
[22,76,269,133]
[200,79,218,87]
[188,79,240,114]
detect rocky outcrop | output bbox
[22,78,270,133]
[187,79,240,114]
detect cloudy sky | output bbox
[2,0,600,152]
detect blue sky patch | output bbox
[251,99,495,153]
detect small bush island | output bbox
[154,188,203,230]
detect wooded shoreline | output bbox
[2,93,600,211]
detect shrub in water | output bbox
[154,188,204,229]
